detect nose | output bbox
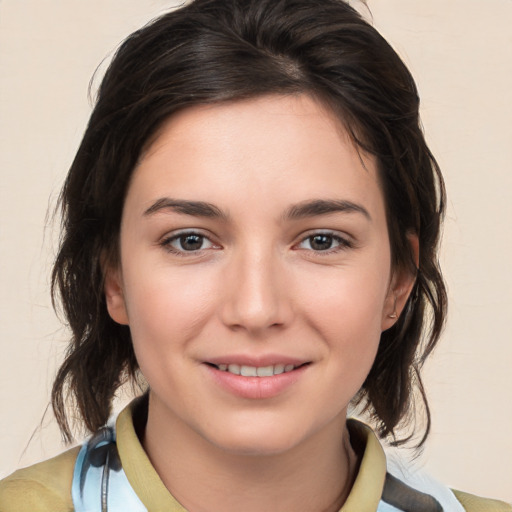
[219,247,293,336]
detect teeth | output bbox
[228,364,240,375]
[240,365,257,377]
[256,366,274,377]
[273,364,285,375]
[217,363,298,376]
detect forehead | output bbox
[128,94,384,219]
[142,94,361,165]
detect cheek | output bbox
[314,286,384,402]
[296,263,389,361]
[301,261,389,319]
[121,263,219,360]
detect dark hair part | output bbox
[52,0,446,445]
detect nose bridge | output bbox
[220,240,291,333]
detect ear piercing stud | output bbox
[388,293,398,318]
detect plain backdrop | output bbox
[1,0,511,503]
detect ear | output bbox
[104,265,129,325]
[381,233,419,331]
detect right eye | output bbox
[160,231,218,255]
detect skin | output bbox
[105,94,416,512]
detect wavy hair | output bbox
[52,0,446,445]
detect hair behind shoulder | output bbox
[51,0,446,446]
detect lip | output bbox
[205,354,307,368]
[203,357,310,400]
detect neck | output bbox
[142,395,358,512]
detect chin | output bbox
[214,436,300,457]
[204,420,309,457]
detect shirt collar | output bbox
[116,398,387,512]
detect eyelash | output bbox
[294,231,354,254]
[159,230,353,256]
[160,231,219,256]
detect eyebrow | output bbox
[143,197,370,222]
[283,199,371,221]
[143,198,229,219]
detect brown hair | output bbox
[52,0,446,445]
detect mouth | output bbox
[203,359,311,399]
[205,362,310,377]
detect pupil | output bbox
[180,234,203,251]
[311,235,332,250]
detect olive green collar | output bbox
[116,398,387,512]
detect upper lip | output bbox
[204,354,310,367]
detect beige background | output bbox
[1,0,511,503]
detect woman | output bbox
[0,0,509,510]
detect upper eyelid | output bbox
[296,229,353,242]
[160,229,219,248]
[159,231,221,258]
[160,228,215,241]
[293,230,355,251]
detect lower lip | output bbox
[204,364,309,399]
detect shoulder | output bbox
[453,490,512,512]
[378,431,510,512]
[0,446,80,512]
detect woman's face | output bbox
[106,94,412,455]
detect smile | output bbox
[212,363,298,377]
[205,360,310,399]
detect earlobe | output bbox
[381,233,419,331]
[104,267,129,325]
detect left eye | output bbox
[163,232,216,253]
[297,233,349,251]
